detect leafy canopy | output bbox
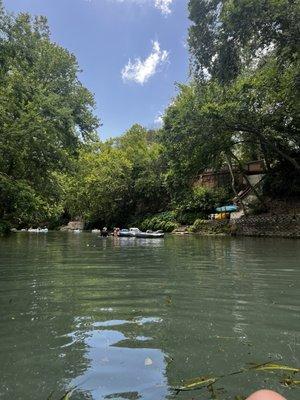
[0,5,99,225]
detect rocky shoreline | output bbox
[172,214,300,239]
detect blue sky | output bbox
[5,0,190,139]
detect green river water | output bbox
[0,233,299,400]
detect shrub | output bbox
[163,221,180,232]
[189,219,206,232]
[139,211,179,232]
[189,218,230,234]
[174,210,205,225]
[175,186,230,221]
[248,200,269,215]
[263,160,300,198]
[0,220,11,235]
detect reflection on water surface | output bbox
[0,233,299,399]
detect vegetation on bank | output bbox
[0,0,299,234]
[189,219,231,235]
[136,187,230,232]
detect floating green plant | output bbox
[59,389,74,400]
[173,361,299,394]
[47,387,76,400]
[281,378,300,387]
[249,362,300,373]
[174,376,218,391]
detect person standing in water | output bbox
[101,227,108,237]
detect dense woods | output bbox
[0,0,299,232]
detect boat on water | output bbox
[118,229,131,237]
[28,227,48,233]
[118,227,164,238]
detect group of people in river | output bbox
[98,227,120,237]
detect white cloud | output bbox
[154,0,173,15]
[154,114,163,126]
[121,40,169,85]
[87,0,174,16]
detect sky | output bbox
[5,0,190,140]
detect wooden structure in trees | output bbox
[196,160,265,190]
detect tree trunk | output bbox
[259,139,272,172]
[232,124,300,171]
[228,150,267,208]
[224,153,247,216]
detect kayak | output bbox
[118,229,132,237]
[135,231,164,238]
[215,205,238,213]
[118,228,164,238]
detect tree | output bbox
[160,83,232,198]
[64,142,132,226]
[65,124,166,226]
[64,125,168,227]
[188,0,300,83]
[219,58,300,170]
[0,5,99,226]
[182,0,300,187]
[114,124,168,215]
[160,54,299,205]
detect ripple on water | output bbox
[0,233,299,399]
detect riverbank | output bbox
[173,214,300,239]
[5,213,300,239]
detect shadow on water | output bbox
[0,233,299,399]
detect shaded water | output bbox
[0,233,299,400]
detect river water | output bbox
[0,233,299,400]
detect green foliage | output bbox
[221,58,299,167]
[189,219,230,234]
[174,211,204,226]
[183,0,300,191]
[160,56,299,195]
[160,83,231,195]
[247,199,269,216]
[0,219,10,235]
[188,0,299,83]
[139,212,179,232]
[63,142,132,226]
[0,5,99,227]
[0,173,64,226]
[173,187,230,224]
[263,158,300,198]
[189,219,206,233]
[138,187,229,231]
[115,124,168,216]
[63,125,168,227]
[1,0,298,230]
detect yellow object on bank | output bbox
[215,213,229,220]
